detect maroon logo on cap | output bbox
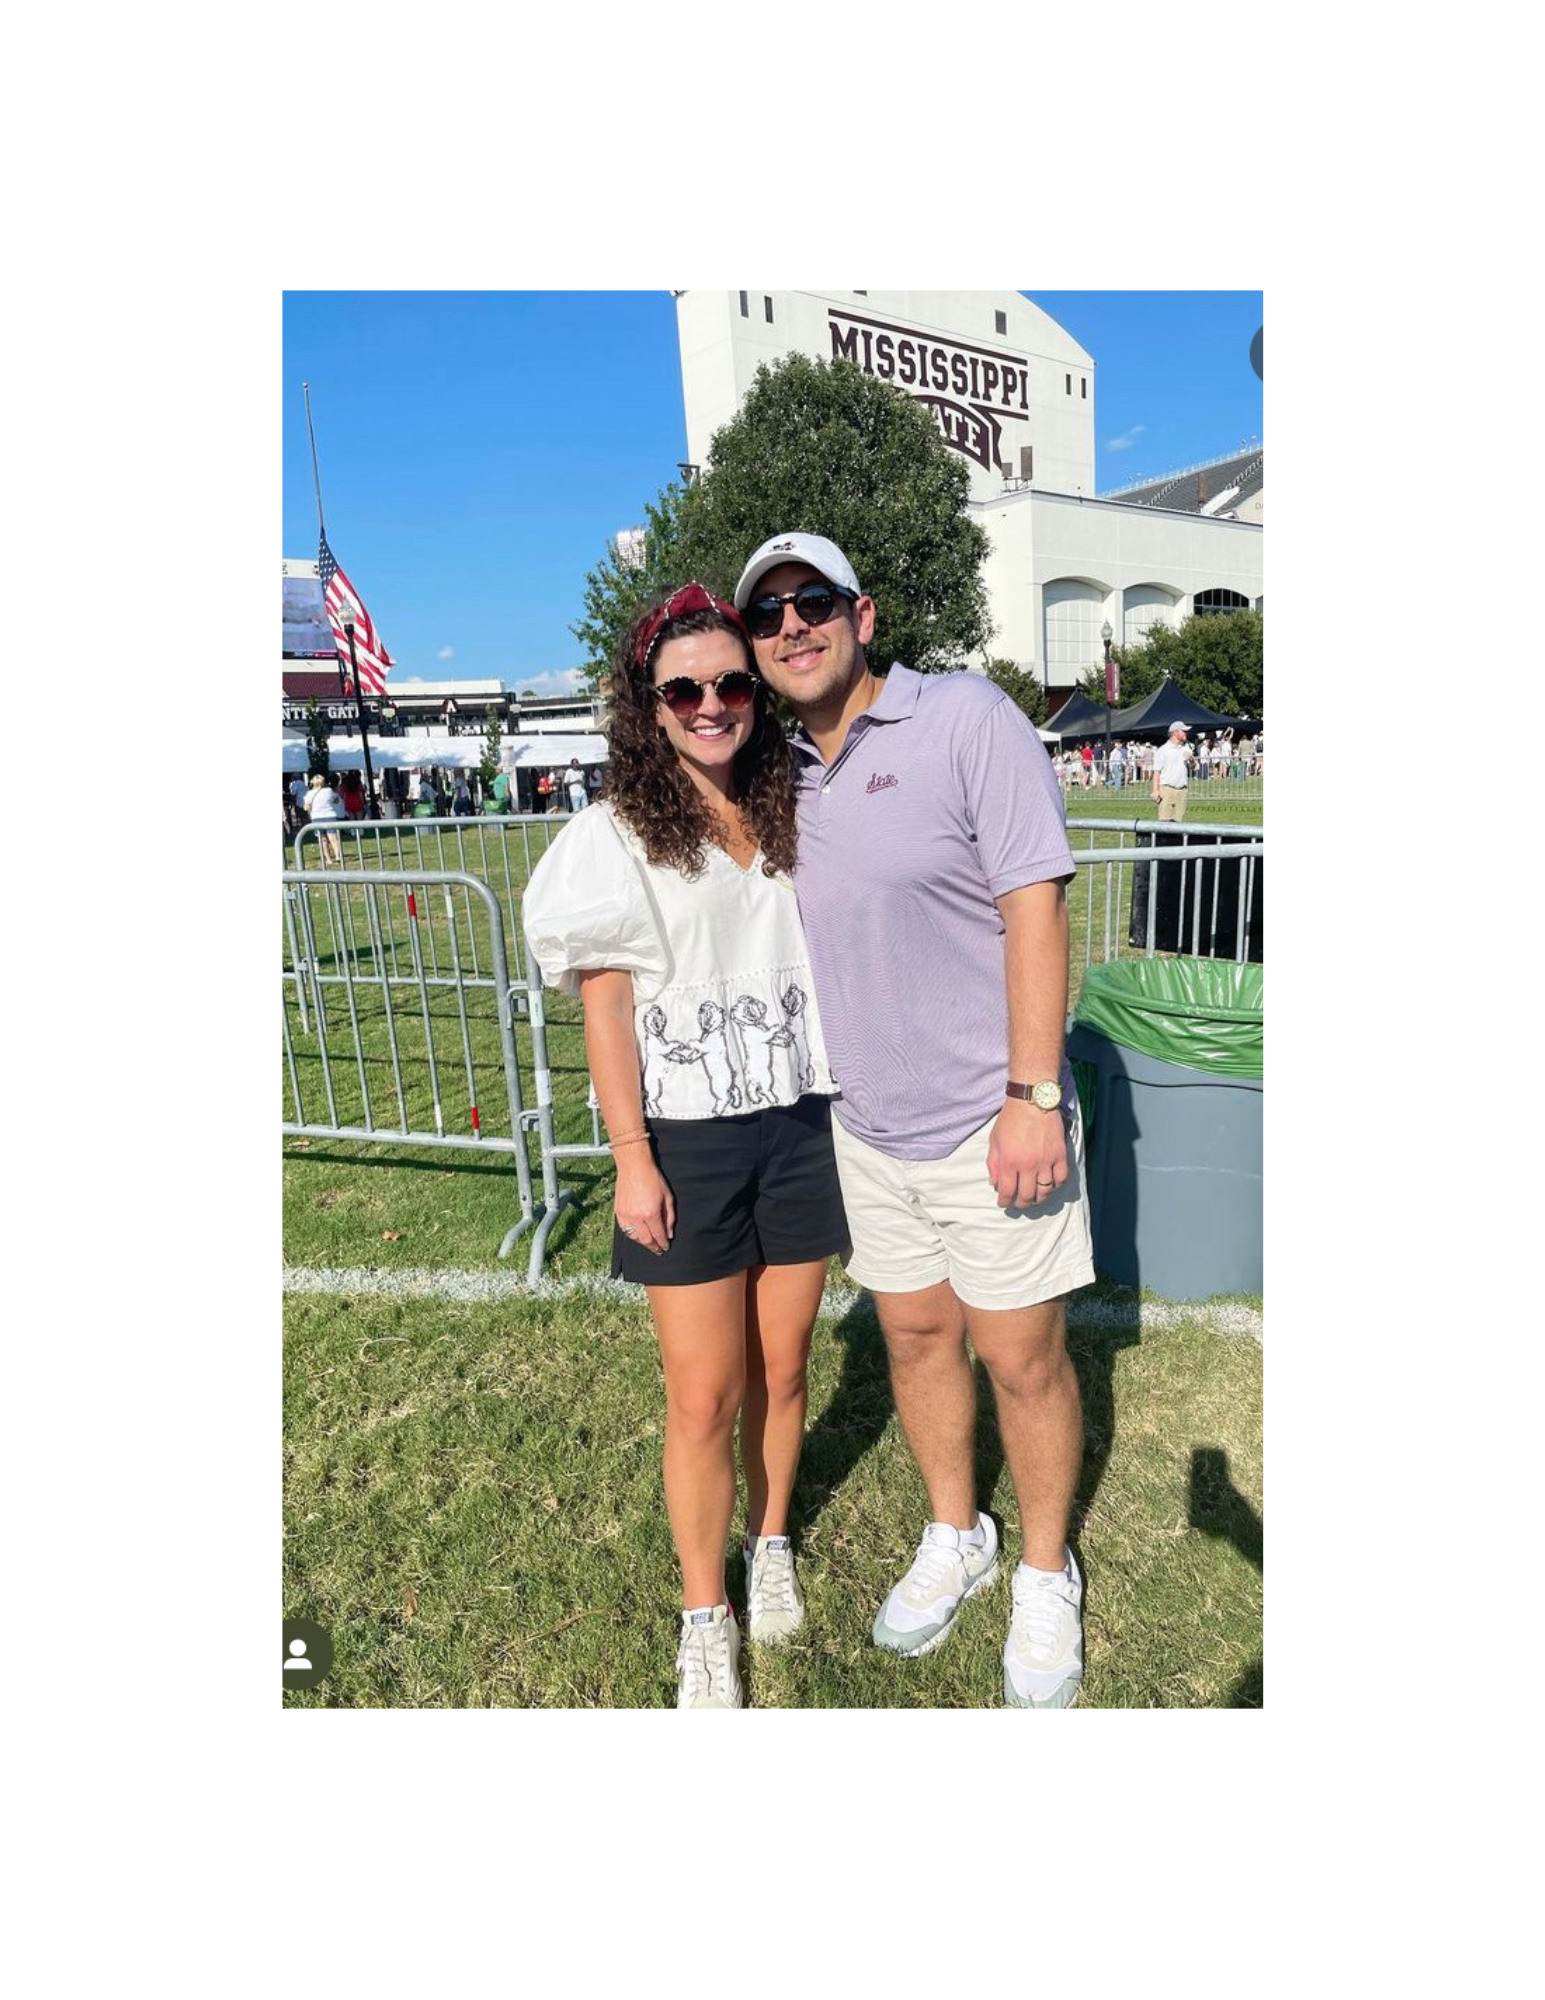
[771,539,796,550]
[866,773,898,794]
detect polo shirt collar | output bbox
[790,661,916,766]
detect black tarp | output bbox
[1044,690,1114,738]
[1110,678,1250,739]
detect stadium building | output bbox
[675,290,1262,702]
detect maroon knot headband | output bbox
[633,582,747,671]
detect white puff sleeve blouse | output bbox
[523,803,836,1122]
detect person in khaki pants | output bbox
[1152,720,1191,821]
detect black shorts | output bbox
[611,1096,851,1287]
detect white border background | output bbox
[18,0,1503,1984]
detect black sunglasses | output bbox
[652,669,761,719]
[744,580,856,640]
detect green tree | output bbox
[984,656,1047,727]
[304,697,331,779]
[1078,610,1263,717]
[573,354,992,685]
[479,705,503,797]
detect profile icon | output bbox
[282,1617,334,1691]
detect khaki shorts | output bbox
[1158,784,1189,822]
[829,1102,1096,1310]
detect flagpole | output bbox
[305,383,377,817]
[303,380,327,541]
[305,382,355,748]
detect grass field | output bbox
[282,795,1264,1708]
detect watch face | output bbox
[1031,1080,1062,1111]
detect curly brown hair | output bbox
[602,599,797,880]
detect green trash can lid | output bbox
[1073,957,1262,1078]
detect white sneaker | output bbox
[745,1534,805,1644]
[675,1605,744,1709]
[1002,1549,1084,1709]
[872,1514,1000,1657]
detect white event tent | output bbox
[281,732,608,773]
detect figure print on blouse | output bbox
[780,984,814,1090]
[637,985,819,1118]
[641,1004,708,1117]
[730,995,797,1104]
[695,1002,744,1114]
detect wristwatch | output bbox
[1006,1079,1063,1111]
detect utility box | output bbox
[1128,829,1264,962]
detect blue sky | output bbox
[283,291,1262,694]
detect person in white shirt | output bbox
[1151,722,1192,822]
[524,583,848,1710]
[563,760,587,813]
[303,771,345,864]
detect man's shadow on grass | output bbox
[1190,1444,1264,1708]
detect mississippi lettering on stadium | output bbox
[676,290,1262,703]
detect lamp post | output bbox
[1101,620,1115,787]
[338,603,379,820]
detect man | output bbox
[563,759,587,813]
[1152,721,1190,821]
[1108,739,1124,789]
[734,531,1096,1709]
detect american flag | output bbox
[318,531,393,697]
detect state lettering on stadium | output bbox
[827,308,1029,473]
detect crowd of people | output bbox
[1053,725,1262,791]
[282,757,607,843]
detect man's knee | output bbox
[875,1289,967,1365]
[971,1305,1075,1401]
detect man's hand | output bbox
[986,1097,1069,1209]
[615,1156,676,1255]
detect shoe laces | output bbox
[1012,1569,1076,1659]
[750,1543,797,1617]
[677,1618,732,1702]
[902,1531,966,1604]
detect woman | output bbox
[339,768,367,820]
[304,771,345,865]
[524,583,848,1710]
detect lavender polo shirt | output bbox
[790,664,1075,1160]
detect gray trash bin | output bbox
[1068,957,1262,1301]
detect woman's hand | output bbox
[614,1153,675,1256]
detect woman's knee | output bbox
[665,1373,744,1443]
[750,1344,811,1407]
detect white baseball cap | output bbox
[733,532,862,611]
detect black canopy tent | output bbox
[1109,678,1252,739]
[1043,690,1114,739]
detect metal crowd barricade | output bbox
[282,822,1264,1287]
[282,867,561,1269]
[1066,820,1264,977]
[290,815,571,1001]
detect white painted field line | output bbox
[283,1266,1262,1341]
